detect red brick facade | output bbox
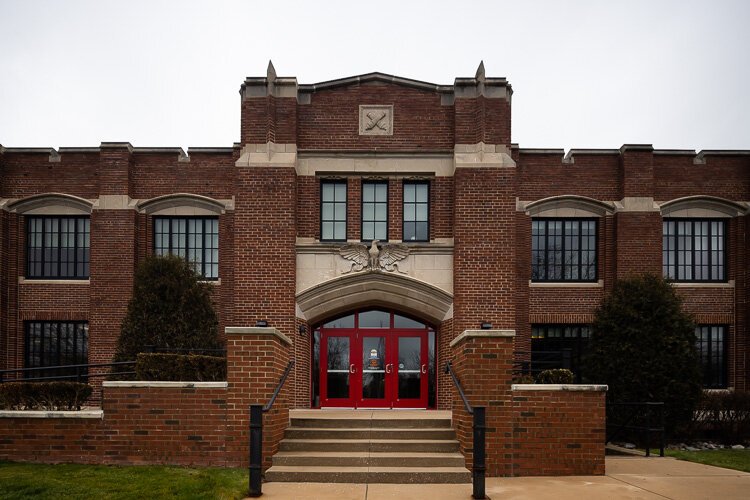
[1,65,748,407]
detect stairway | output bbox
[265,410,471,484]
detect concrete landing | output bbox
[257,456,750,499]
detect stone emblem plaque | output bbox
[359,105,393,136]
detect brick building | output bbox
[1,63,748,409]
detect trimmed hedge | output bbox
[0,382,92,410]
[135,353,226,382]
[536,368,575,384]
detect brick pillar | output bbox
[615,144,661,277]
[225,327,293,469]
[89,143,135,387]
[449,329,514,476]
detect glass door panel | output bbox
[360,335,390,407]
[393,332,428,408]
[321,333,355,406]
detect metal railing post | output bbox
[472,406,486,499]
[659,403,665,457]
[645,405,651,457]
[248,404,263,497]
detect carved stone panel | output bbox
[359,105,393,136]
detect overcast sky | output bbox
[1,0,748,152]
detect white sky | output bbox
[1,0,748,152]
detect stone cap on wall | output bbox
[102,381,228,389]
[450,329,515,348]
[224,326,293,346]
[512,384,608,392]
[0,410,103,419]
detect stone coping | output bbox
[512,384,608,392]
[102,381,228,388]
[450,329,515,348]
[224,326,293,346]
[0,409,103,419]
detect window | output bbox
[531,325,591,383]
[321,180,347,241]
[25,321,88,380]
[696,325,727,388]
[403,181,429,242]
[361,181,388,241]
[531,219,597,281]
[26,216,90,279]
[154,217,219,279]
[663,219,726,282]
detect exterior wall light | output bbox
[298,325,307,336]
[480,322,492,330]
[255,320,269,327]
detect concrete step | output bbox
[290,417,452,429]
[279,438,460,453]
[284,427,456,440]
[272,451,467,467]
[265,465,471,484]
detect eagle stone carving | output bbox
[340,240,409,274]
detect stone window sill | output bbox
[529,280,603,288]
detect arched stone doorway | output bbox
[311,309,437,409]
[296,272,453,409]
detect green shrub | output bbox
[135,353,226,382]
[0,382,92,410]
[588,273,702,435]
[536,368,575,384]
[112,255,221,379]
[512,374,537,384]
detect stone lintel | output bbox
[450,329,515,348]
[224,326,293,346]
[512,384,608,392]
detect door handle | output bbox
[349,364,355,374]
[421,364,427,374]
[385,363,393,374]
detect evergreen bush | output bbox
[588,273,702,434]
[135,353,226,381]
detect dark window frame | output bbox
[153,216,219,280]
[695,324,728,389]
[531,218,598,282]
[24,320,89,380]
[361,180,389,242]
[320,179,348,242]
[402,180,430,243]
[25,215,90,280]
[531,324,591,383]
[663,218,728,283]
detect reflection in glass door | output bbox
[360,335,388,407]
[394,333,428,408]
[321,333,355,406]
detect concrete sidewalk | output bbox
[257,456,750,499]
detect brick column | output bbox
[225,327,293,469]
[449,329,514,476]
[89,143,135,392]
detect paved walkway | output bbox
[257,456,750,499]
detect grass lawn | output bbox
[0,461,248,500]
[665,449,750,473]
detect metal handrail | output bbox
[0,360,136,383]
[445,361,486,499]
[263,360,295,412]
[445,361,474,414]
[249,359,295,497]
[606,401,665,457]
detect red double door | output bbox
[320,328,429,408]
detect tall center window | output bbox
[663,219,726,282]
[531,219,597,282]
[26,216,90,279]
[321,180,347,242]
[361,181,388,241]
[154,217,219,279]
[403,181,429,242]
[696,325,727,388]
